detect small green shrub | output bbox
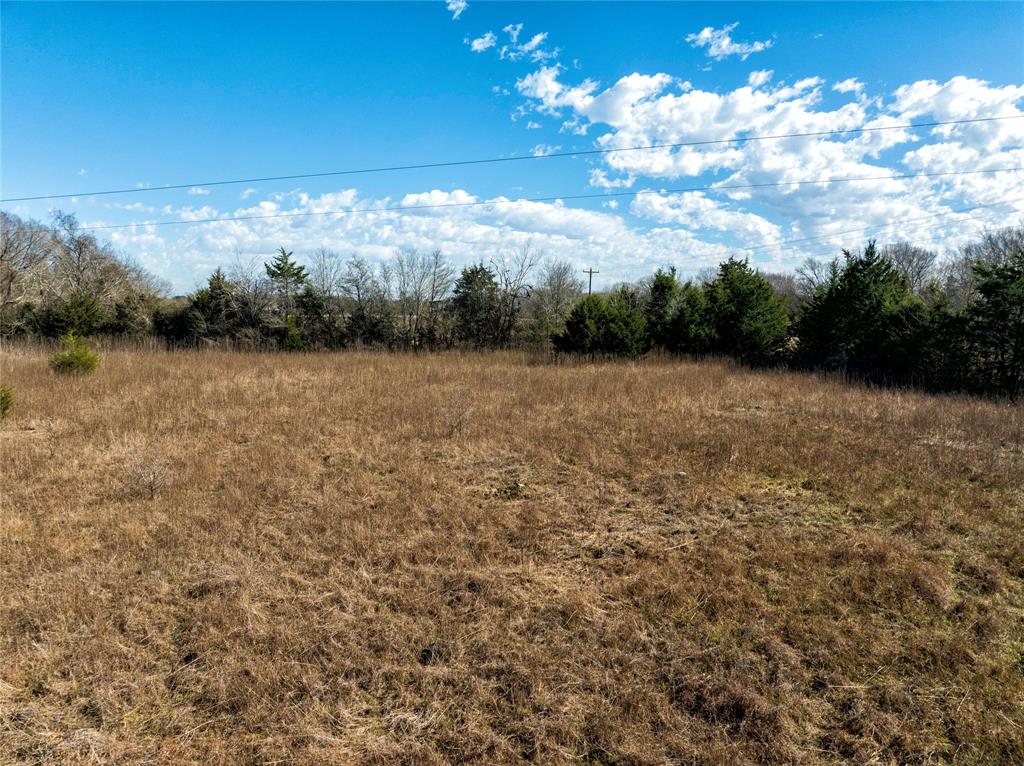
[49,333,101,375]
[0,385,12,419]
[283,314,306,351]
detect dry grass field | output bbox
[1,348,1022,765]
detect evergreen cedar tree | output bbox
[704,258,790,364]
[265,247,308,314]
[4,211,1022,399]
[451,263,504,348]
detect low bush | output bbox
[49,332,101,375]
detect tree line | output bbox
[2,210,1021,399]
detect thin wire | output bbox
[5,115,1021,203]
[78,166,1023,232]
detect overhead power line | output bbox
[4,115,1021,203]
[77,165,1023,232]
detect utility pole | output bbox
[582,268,599,295]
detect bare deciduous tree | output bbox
[0,212,51,310]
[422,249,455,346]
[880,241,938,295]
[309,247,345,299]
[340,255,377,307]
[227,253,274,332]
[392,249,430,347]
[795,257,838,298]
[491,243,540,344]
[940,224,1024,310]
[49,211,133,303]
[526,259,583,338]
[759,270,802,313]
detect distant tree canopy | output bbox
[1,210,165,337]
[2,209,1021,399]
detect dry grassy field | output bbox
[1,348,1022,765]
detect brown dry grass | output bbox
[1,348,1022,765]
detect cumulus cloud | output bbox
[95,186,749,293]
[188,187,211,196]
[630,191,782,244]
[516,65,598,115]
[399,188,477,211]
[469,32,496,52]
[96,37,1024,294]
[512,62,1024,259]
[446,0,467,20]
[531,143,561,157]
[686,23,773,61]
[833,77,864,94]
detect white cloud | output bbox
[399,188,477,211]
[78,168,87,176]
[481,23,558,63]
[188,187,211,196]
[630,191,782,244]
[686,23,773,61]
[520,32,547,53]
[531,143,561,157]
[469,32,496,52]
[446,0,467,20]
[833,78,864,94]
[241,188,258,199]
[93,167,1024,295]
[590,169,635,189]
[96,186,747,292]
[108,201,155,213]
[511,62,1024,262]
[95,36,1024,293]
[516,65,598,115]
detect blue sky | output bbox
[3,1,1023,292]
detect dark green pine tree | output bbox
[265,247,308,316]
[553,294,607,355]
[705,258,790,365]
[451,263,502,348]
[189,267,235,338]
[644,267,679,349]
[967,247,1024,399]
[795,241,927,381]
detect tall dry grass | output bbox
[1,349,1022,764]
